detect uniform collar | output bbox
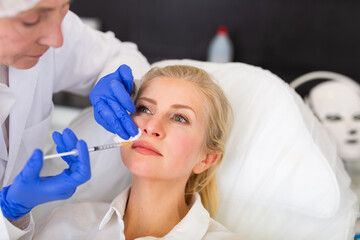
[99,186,130,231]
[99,186,210,239]
[3,63,39,186]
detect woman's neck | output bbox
[123,177,190,240]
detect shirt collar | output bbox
[99,186,130,230]
[99,186,210,239]
[163,193,210,239]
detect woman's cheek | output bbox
[120,145,132,166]
[172,135,199,159]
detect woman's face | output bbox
[121,76,211,183]
[0,0,70,69]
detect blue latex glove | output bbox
[0,129,90,220]
[89,64,138,140]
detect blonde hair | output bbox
[135,65,233,217]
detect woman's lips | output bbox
[27,51,46,58]
[132,140,163,156]
[27,54,43,59]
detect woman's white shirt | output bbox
[33,186,240,240]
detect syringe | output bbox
[43,141,132,160]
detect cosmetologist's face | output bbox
[0,0,70,69]
[121,76,209,183]
[310,82,360,162]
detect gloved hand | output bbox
[0,128,91,220]
[89,64,138,140]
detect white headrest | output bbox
[152,59,358,239]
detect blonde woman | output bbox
[34,65,239,240]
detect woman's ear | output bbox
[192,151,219,174]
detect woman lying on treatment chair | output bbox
[34,65,240,239]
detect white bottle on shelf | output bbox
[207,26,234,63]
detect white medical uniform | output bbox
[0,10,150,240]
[33,186,240,240]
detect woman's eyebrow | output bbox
[171,104,196,115]
[138,97,156,105]
[138,97,196,117]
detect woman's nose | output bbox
[141,118,164,138]
[39,22,64,48]
[38,9,65,48]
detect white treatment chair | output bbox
[38,60,358,240]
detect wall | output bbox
[55,0,360,106]
[71,0,360,82]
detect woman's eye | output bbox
[137,106,151,114]
[326,114,342,121]
[22,16,41,27]
[173,115,188,123]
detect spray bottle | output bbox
[207,26,234,63]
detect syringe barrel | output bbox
[92,143,120,151]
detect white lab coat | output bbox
[0,10,150,240]
[0,83,15,125]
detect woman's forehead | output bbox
[10,0,69,17]
[141,76,199,96]
[139,77,206,112]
